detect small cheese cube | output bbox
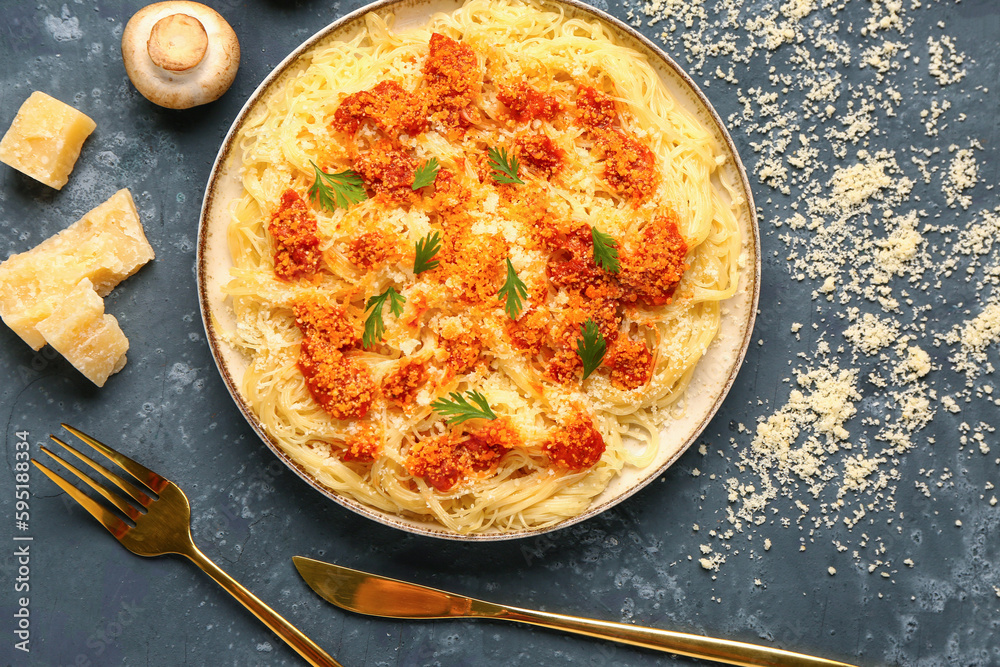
[35,279,128,387]
[0,189,154,349]
[0,92,96,190]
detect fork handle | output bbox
[184,546,343,667]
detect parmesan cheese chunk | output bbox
[35,279,128,387]
[0,189,154,349]
[0,92,96,190]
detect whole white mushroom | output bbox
[122,1,240,110]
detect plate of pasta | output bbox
[198,0,760,538]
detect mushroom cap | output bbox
[122,1,240,110]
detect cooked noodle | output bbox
[223,0,741,533]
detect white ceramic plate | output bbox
[197,0,761,540]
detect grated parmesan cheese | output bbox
[629,0,998,594]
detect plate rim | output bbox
[196,0,761,541]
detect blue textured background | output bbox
[1,1,998,665]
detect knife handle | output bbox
[477,601,857,667]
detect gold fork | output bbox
[33,424,342,667]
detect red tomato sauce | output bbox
[268,189,321,280]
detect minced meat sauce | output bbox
[268,190,321,280]
[267,33,691,490]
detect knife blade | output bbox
[293,555,479,619]
[292,556,858,667]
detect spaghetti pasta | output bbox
[222,0,742,534]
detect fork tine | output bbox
[62,423,168,494]
[49,436,153,510]
[41,443,144,522]
[32,459,131,539]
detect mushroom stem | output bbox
[123,1,240,109]
[147,13,208,72]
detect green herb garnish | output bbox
[412,158,440,190]
[308,161,367,212]
[576,319,607,380]
[414,231,442,275]
[487,146,524,185]
[431,390,498,425]
[497,258,529,319]
[591,226,620,273]
[362,286,406,348]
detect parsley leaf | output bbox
[431,390,498,425]
[497,258,529,319]
[576,319,607,380]
[362,286,406,348]
[487,146,524,185]
[308,160,367,212]
[414,231,442,275]
[591,226,621,273]
[412,158,440,190]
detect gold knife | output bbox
[292,556,858,667]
